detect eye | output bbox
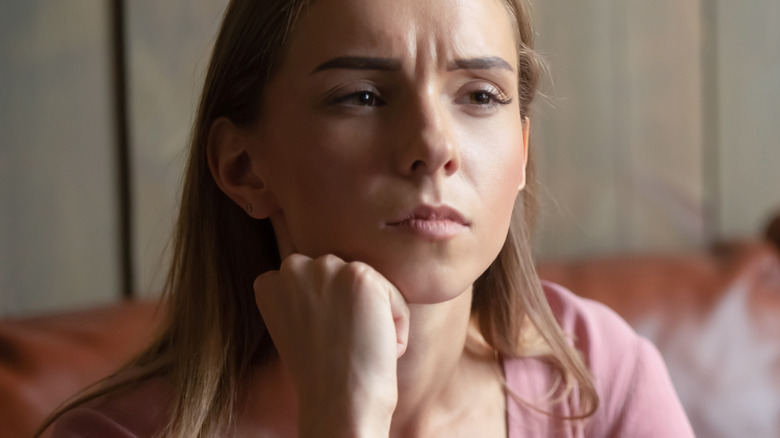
[466,89,512,106]
[471,91,494,105]
[456,82,513,110]
[333,90,385,107]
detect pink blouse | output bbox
[504,282,694,437]
[51,282,694,437]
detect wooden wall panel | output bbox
[0,1,118,316]
[532,0,707,260]
[531,0,624,259]
[621,0,706,252]
[716,0,780,239]
[127,0,228,296]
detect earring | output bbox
[246,203,253,214]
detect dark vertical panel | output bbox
[701,0,720,243]
[110,0,134,299]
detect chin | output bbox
[325,230,503,305]
[371,257,485,305]
[394,280,472,305]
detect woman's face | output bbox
[252,0,527,304]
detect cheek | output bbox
[472,126,525,235]
[466,119,526,197]
[264,117,351,194]
[261,126,375,253]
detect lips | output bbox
[389,204,469,225]
[387,204,470,239]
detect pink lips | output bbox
[387,204,470,239]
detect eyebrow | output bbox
[312,56,402,74]
[448,57,514,72]
[311,56,514,74]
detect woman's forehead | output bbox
[280,0,519,73]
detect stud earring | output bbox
[246,203,253,214]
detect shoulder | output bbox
[50,377,172,438]
[541,280,641,369]
[505,282,694,437]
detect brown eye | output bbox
[357,91,378,106]
[334,90,385,107]
[458,86,512,109]
[472,91,492,104]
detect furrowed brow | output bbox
[448,57,514,72]
[312,56,402,74]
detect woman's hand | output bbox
[253,253,410,438]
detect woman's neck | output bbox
[391,287,475,435]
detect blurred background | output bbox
[1,1,779,437]
[2,0,777,316]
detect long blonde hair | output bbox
[37,0,597,436]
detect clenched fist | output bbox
[254,254,410,437]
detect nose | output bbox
[395,90,460,178]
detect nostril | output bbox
[411,160,425,172]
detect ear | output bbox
[207,117,279,219]
[517,116,531,192]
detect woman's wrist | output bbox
[299,418,390,438]
[297,391,394,438]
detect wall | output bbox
[0,1,119,315]
[716,0,780,240]
[531,0,780,261]
[1,1,778,315]
[126,0,227,297]
[531,0,707,260]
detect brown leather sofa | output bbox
[541,239,780,438]
[0,301,163,438]
[3,215,780,438]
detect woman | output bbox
[40,0,694,436]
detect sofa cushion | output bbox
[0,300,161,438]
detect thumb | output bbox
[386,282,410,358]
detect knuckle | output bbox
[313,255,344,287]
[280,253,306,273]
[252,274,266,292]
[340,261,374,291]
[315,253,343,270]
